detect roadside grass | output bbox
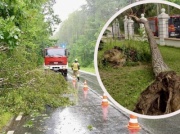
[0,112,13,131]
[80,67,95,73]
[98,39,180,111]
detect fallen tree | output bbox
[129,15,180,115]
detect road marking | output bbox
[15,112,23,121]
[7,131,14,134]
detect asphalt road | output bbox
[5,70,180,134]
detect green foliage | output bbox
[0,68,72,114]
[0,46,38,83]
[0,0,61,65]
[167,0,180,5]
[0,16,21,48]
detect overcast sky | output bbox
[53,0,87,21]
[52,0,86,34]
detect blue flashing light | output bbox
[60,43,67,48]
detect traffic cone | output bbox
[72,76,76,88]
[83,80,88,99]
[127,114,141,134]
[101,93,109,120]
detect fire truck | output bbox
[148,15,180,38]
[43,46,69,76]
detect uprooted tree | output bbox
[129,15,180,115]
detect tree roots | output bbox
[134,71,180,115]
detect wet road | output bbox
[5,70,180,134]
[139,115,180,134]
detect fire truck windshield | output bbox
[45,49,65,56]
[173,18,180,27]
[169,17,180,25]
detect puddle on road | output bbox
[48,108,87,134]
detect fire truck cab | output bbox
[43,46,69,76]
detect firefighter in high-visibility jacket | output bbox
[71,59,80,81]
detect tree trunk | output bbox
[129,15,170,76]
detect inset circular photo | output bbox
[94,0,180,119]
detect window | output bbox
[45,49,65,56]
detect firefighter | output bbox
[71,59,80,81]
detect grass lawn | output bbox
[80,67,95,73]
[98,40,180,111]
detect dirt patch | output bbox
[134,71,180,115]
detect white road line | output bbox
[15,112,23,121]
[7,131,14,134]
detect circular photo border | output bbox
[94,0,180,119]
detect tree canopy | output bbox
[0,0,60,50]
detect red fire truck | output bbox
[43,46,69,76]
[148,15,180,38]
